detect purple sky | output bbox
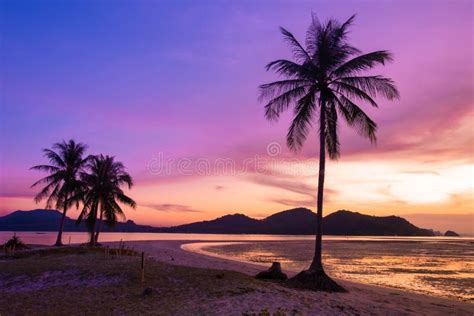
[1,0,473,233]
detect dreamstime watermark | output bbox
[266,142,282,157]
[146,141,316,177]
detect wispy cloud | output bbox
[0,192,35,199]
[142,203,202,213]
[401,170,441,176]
[0,186,35,199]
[269,197,315,208]
[248,174,315,197]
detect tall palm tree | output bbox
[259,15,399,291]
[77,154,136,246]
[31,140,89,246]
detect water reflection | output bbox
[192,239,474,302]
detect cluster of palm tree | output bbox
[31,140,136,246]
[259,14,399,290]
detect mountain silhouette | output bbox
[0,209,157,232]
[322,210,435,236]
[0,208,435,236]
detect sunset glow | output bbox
[1,0,473,233]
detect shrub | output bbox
[3,234,29,250]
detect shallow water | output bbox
[0,231,313,245]
[196,238,474,302]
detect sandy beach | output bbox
[111,240,474,315]
[0,239,472,315]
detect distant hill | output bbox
[162,208,435,236]
[444,230,460,237]
[0,208,435,236]
[0,209,157,232]
[322,210,435,236]
[263,208,317,234]
[160,213,262,234]
[158,208,320,234]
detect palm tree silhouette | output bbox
[77,154,136,246]
[259,15,399,290]
[31,140,89,246]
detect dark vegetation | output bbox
[164,208,434,236]
[1,208,436,236]
[30,140,136,246]
[1,234,29,251]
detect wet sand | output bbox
[115,240,474,315]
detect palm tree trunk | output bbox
[282,96,345,292]
[310,102,326,272]
[95,210,103,244]
[54,205,68,247]
[89,202,98,246]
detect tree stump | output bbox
[256,262,288,280]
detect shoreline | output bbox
[109,240,473,312]
[2,231,473,246]
[1,239,473,315]
[180,240,474,299]
[3,235,472,302]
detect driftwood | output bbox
[256,262,287,280]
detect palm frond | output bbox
[106,199,126,224]
[307,14,360,71]
[44,183,61,209]
[115,193,136,208]
[325,103,340,160]
[116,174,134,189]
[332,81,379,107]
[259,79,310,100]
[305,13,322,57]
[263,86,308,121]
[85,201,98,231]
[264,59,307,78]
[42,149,66,168]
[334,93,377,143]
[332,51,393,77]
[338,76,399,100]
[30,165,60,173]
[33,181,57,204]
[31,173,61,188]
[279,27,313,63]
[287,88,317,151]
[76,203,91,225]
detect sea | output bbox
[1,232,472,302]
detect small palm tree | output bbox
[31,140,89,246]
[77,154,136,246]
[259,15,399,291]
